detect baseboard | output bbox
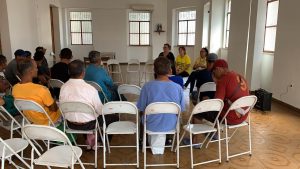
[272,97,300,113]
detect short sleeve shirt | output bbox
[176,55,191,74]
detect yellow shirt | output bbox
[12,82,60,125]
[176,54,191,74]
[193,56,207,69]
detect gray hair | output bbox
[88,50,101,63]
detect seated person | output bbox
[137,57,185,154]
[195,59,250,125]
[0,55,10,96]
[193,48,208,70]
[35,46,49,69]
[33,51,51,86]
[188,53,218,103]
[60,60,118,149]
[158,43,176,75]
[175,46,191,77]
[84,50,118,102]
[4,49,27,86]
[168,75,184,88]
[51,48,73,98]
[12,59,60,125]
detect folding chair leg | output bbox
[177,131,179,168]
[176,131,186,152]
[1,147,5,169]
[136,133,139,168]
[218,123,221,163]
[248,123,252,156]
[225,126,229,162]
[190,132,194,169]
[95,131,98,168]
[171,134,176,152]
[143,132,146,168]
[103,130,106,169]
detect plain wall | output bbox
[60,0,167,63]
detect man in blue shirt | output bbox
[84,51,117,102]
[137,57,185,154]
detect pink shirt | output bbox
[59,79,103,123]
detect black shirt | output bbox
[51,62,70,83]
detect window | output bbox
[70,12,93,45]
[129,12,150,46]
[224,0,231,48]
[178,10,196,46]
[264,0,279,52]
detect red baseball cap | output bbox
[212,59,228,70]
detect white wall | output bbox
[0,0,12,58]
[167,0,205,63]
[60,0,167,63]
[272,0,300,108]
[0,0,60,62]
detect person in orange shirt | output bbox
[12,59,60,125]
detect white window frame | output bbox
[223,0,231,48]
[263,0,279,53]
[128,11,151,46]
[177,8,197,46]
[69,11,93,45]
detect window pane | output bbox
[71,33,81,44]
[70,12,92,20]
[140,34,150,45]
[227,13,231,30]
[188,21,195,33]
[140,22,149,33]
[179,21,187,33]
[130,34,139,45]
[178,34,187,46]
[266,1,279,26]
[82,33,92,44]
[187,33,195,45]
[130,22,139,33]
[70,21,81,32]
[264,27,277,51]
[82,21,92,32]
[129,12,150,21]
[179,10,196,20]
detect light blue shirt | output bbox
[84,64,113,102]
[137,80,185,132]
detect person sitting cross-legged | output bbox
[60,59,118,150]
[137,57,185,154]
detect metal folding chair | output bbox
[107,59,123,84]
[179,99,224,168]
[22,124,85,169]
[144,102,181,168]
[86,81,109,103]
[197,82,216,103]
[102,101,139,168]
[126,59,141,86]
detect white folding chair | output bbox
[141,59,154,84]
[179,99,224,168]
[197,82,216,103]
[144,102,181,168]
[22,124,85,169]
[102,101,139,168]
[86,81,109,103]
[0,106,22,139]
[15,75,21,82]
[59,101,107,168]
[0,137,30,169]
[107,59,123,84]
[14,99,58,127]
[48,79,64,89]
[118,84,141,104]
[218,95,257,161]
[126,59,141,86]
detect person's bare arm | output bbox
[0,98,5,106]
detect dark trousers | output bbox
[184,70,201,93]
[177,71,189,77]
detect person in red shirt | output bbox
[213,59,250,125]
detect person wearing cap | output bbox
[84,50,118,102]
[4,49,28,86]
[184,52,218,94]
[212,59,250,125]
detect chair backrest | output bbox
[128,59,140,65]
[189,99,224,125]
[145,102,181,115]
[59,101,97,117]
[49,79,64,89]
[197,82,216,103]
[14,99,54,126]
[220,95,257,123]
[118,84,141,96]
[107,59,120,66]
[144,59,154,73]
[85,81,109,103]
[102,101,138,115]
[23,124,70,143]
